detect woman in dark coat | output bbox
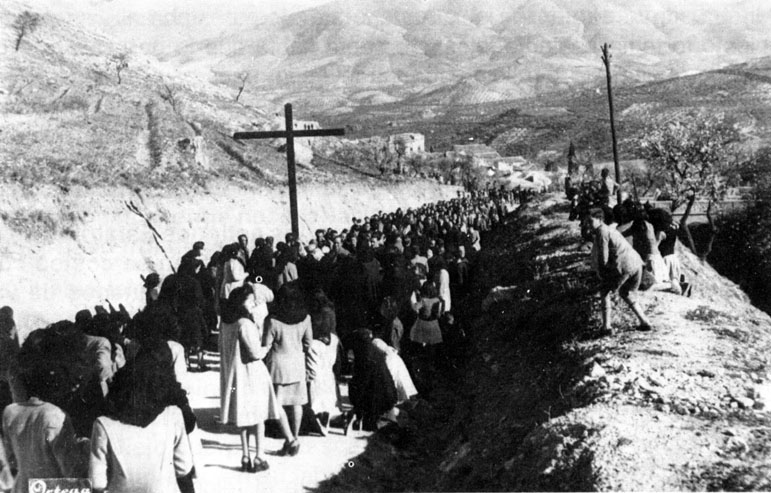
[348,328,397,432]
[176,260,208,372]
[357,246,382,316]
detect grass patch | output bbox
[1,210,59,239]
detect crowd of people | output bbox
[0,167,697,492]
[0,187,518,493]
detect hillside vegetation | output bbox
[0,1,360,191]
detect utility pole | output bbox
[601,43,622,204]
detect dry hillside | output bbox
[0,3,462,335]
[0,1,354,191]
[317,194,771,491]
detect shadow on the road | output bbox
[206,464,251,473]
[200,439,241,451]
[196,406,235,434]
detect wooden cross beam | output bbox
[234,103,345,240]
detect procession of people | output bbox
[0,163,693,492]
[0,187,517,493]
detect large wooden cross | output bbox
[234,103,345,240]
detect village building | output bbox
[387,133,425,156]
[445,144,533,173]
[492,156,531,174]
[450,144,500,163]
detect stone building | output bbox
[388,133,425,156]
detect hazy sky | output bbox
[36,0,334,14]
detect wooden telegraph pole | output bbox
[233,103,345,240]
[601,43,622,204]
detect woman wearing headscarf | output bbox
[131,294,189,394]
[219,243,247,307]
[371,324,417,406]
[306,289,341,435]
[348,328,397,432]
[177,259,208,371]
[263,281,312,456]
[246,276,274,333]
[219,285,295,473]
[199,251,221,345]
[3,322,90,493]
[89,348,194,493]
[275,244,299,289]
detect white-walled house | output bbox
[388,133,425,156]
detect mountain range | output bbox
[8,0,771,176]
[140,0,771,112]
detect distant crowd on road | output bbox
[0,187,519,493]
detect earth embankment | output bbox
[317,194,771,491]
[0,180,460,336]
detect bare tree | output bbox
[235,72,249,102]
[158,83,182,115]
[12,11,42,51]
[110,53,129,84]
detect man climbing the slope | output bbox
[587,207,653,334]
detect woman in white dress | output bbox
[371,327,417,405]
[306,289,341,435]
[432,254,452,314]
[219,286,295,473]
[219,244,247,304]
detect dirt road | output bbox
[184,355,370,493]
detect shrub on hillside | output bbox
[12,11,41,51]
[710,203,771,313]
[704,146,771,313]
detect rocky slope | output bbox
[0,0,325,191]
[317,194,771,491]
